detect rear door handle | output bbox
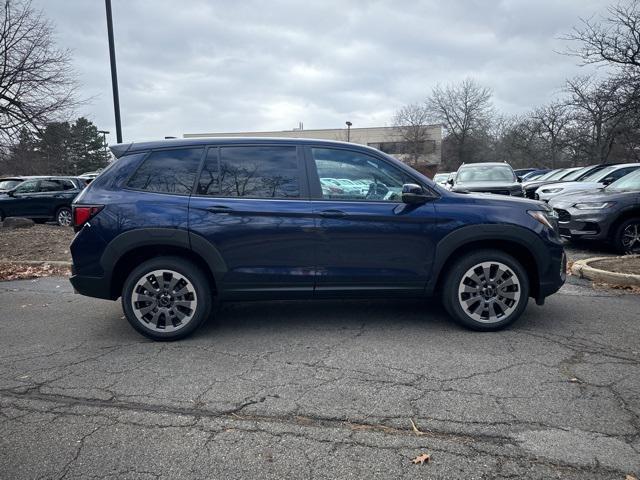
[206,205,234,214]
[318,209,347,218]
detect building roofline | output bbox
[183,124,442,138]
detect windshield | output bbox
[582,165,616,182]
[607,169,640,191]
[0,180,21,190]
[456,165,515,183]
[532,170,559,181]
[542,169,571,181]
[562,166,592,181]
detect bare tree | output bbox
[531,102,571,168]
[426,78,493,164]
[0,0,78,145]
[565,0,640,69]
[565,74,640,163]
[391,103,432,165]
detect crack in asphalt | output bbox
[1,389,634,480]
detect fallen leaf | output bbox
[411,453,431,465]
[410,418,426,436]
[569,377,579,383]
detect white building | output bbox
[184,125,442,176]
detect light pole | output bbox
[345,121,352,142]
[105,0,122,143]
[98,130,110,161]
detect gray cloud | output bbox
[37,0,611,144]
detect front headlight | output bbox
[573,202,616,210]
[528,209,558,231]
[542,188,563,194]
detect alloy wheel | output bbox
[621,222,640,253]
[57,209,72,226]
[130,269,198,333]
[457,261,521,323]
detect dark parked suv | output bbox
[549,169,640,253]
[70,138,566,340]
[0,176,85,226]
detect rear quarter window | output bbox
[127,148,203,195]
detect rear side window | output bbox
[196,146,300,199]
[39,179,75,192]
[127,148,203,194]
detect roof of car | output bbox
[457,162,513,169]
[110,137,385,158]
[603,162,640,169]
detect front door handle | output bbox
[318,209,347,218]
[206,205,234,214]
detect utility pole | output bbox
[345,121,352,142]
[105,0,122,143]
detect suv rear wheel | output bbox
[121,256,212,340]
[613,217,640,254]
[442,250,529,331]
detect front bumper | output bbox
[551,207,610,241]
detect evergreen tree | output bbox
[4,128,42,175]
[69,117,110,174]
[39,122,71,174]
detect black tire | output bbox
[55,206,73,227]
[121,256,213,341]
[612,217,640,254]
[441,249,529,331]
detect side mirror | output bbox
[6,189,15,197]
[402,183,432,204]
[447,178,454,186]
[517,176,522,183]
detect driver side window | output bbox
[311,148,414,202]
[15,180,39,194]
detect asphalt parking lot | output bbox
[1,256,639,479]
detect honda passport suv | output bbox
[70,138,566,340]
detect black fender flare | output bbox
[425,224,549,295]
[100,227,227,285]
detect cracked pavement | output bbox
[1,272,639,479]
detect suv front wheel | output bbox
[442,250,529,331]
[122,256,212,340]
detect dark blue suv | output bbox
[70,138,566,340]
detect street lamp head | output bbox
[345,121,352,127]
[98,130,111,135]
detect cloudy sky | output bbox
[38,0,611,144]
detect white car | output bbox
[535,163,640,202]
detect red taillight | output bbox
[73,205,104,228]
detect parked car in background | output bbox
[450,162,524,196]
[69,138,565,340]
[433,172,450,186]
[0,176,85,226]
[550,169,640,253]
[536,163,640,202]
[520,169,550,182]
[523,167,583,199]
[523,164,620,199]
[514,168,537,178]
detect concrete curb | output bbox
[571,255,640,287]
[0,260,71,267]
